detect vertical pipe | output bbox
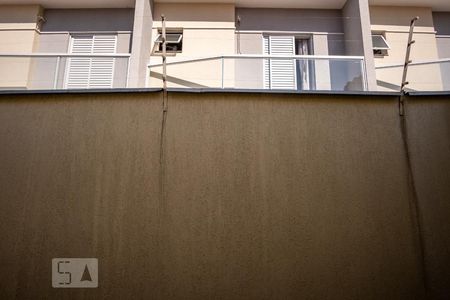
[162,15,167,91]
[53,56,61,90]
[159,15,169,220]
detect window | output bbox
[155,29,183,53]
[65,35,117,89]
[372,34,390,57]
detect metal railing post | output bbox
[221,56,225,89]
[162,15,167,92]
[125,56,131,88]
[53,56,61,89]
[361,59,368,91]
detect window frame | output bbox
[372,33,390,57]
[154,28,184,53]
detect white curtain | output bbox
[297,39,310,90]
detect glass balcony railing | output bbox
[0,53,131,91]
[2,53,447,93]
[375,58,450,92]
[148,55,368,92]
[407,59,450,92]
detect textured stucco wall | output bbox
[0,92,163,299]
[0,91,448,299]
[406,95,450,300]
[161,92,424,299]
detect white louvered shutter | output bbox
[90,36,116,88]
[66,36,93,89]
[264,36,296,90]
[66,35,117,89]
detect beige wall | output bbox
[149,3,235,88]
[0,5,42,89]
[1,91,449,298]
[370,6,443,91]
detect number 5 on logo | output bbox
[57,260,72,285]
[52,258,98,288]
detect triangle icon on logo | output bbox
[80,264,92,282]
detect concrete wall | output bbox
[0,5,42,89]
[371,6,443,91]
[149,3,235,88]
[433,12,450,91]
[28,8,134,89]
[0,90,449,299]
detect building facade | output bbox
[0,0,449,92]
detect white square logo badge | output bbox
[52,258,98,288]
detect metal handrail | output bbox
[148,54,365,68]
[376,58,450,69]
[0,53,131,58]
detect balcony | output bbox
[0,53,131,90]
[148,55,368,92]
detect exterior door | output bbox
[264,35,312,90]
[264,36,296,90]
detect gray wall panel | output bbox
[433,13,450,90]
[41,9,135,32]
[433,12,450,36]
[236,8,343,33]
